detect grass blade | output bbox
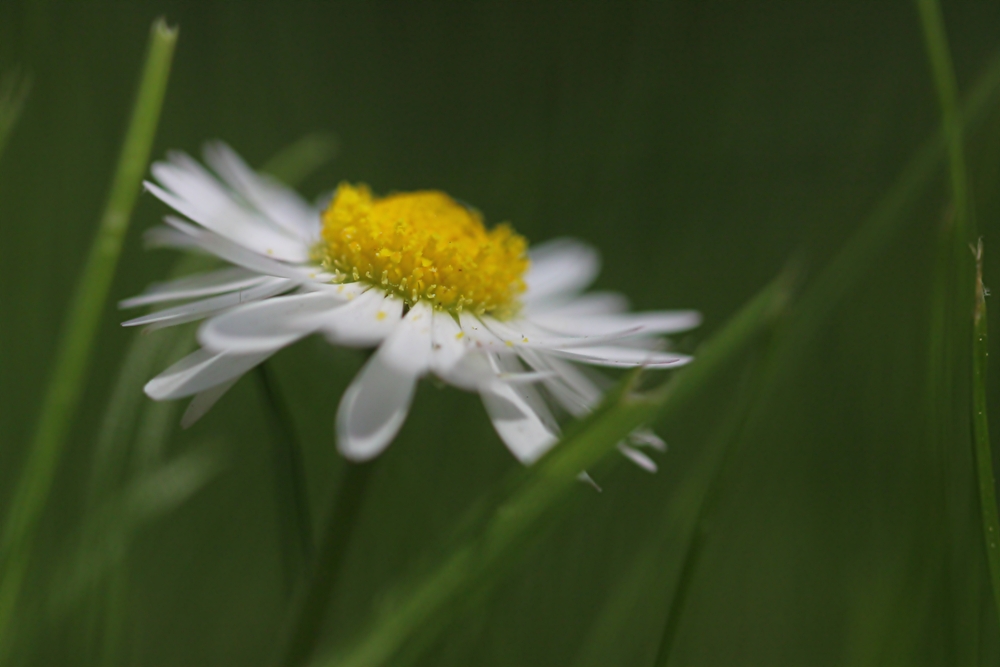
[261,131,339,186]
[314,270,794,667]
[0,67,30,161]
[61,131,339,666]
[972,240,1000,625]
[916,1,982,657]
[652,348,771,666]
[0,19,178,660]
[257,362,315,595]
[280,462,376,667]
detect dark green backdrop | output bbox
[3,2,1000,665]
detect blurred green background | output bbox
[4,2,1000,665]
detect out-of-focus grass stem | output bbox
[281,461,375,667]
[315,272,793,667]
[916,0,972,239]
[971,240,1000,625]
[0,19,177,661]
[315,47,1000,667]
[652,350,770,667]
[0,68,30,161]
[256,363,315,595]
[916,0,981,651]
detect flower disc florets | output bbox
[318,183,529,318]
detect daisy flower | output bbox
[122,143,699,469]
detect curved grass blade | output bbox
[0,67,30,162]
[0,19,178,661]
[916,1,984,657]
[972,239,1000,626]
[60,131,339,665]
[313,270,794,667]
[261,131,339,187]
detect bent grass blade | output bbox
[314,272,793,667]
[0,19,178,661]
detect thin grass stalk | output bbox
[317,47,1000,667]
[0,19,177,661]
[257,363,315,595]
[314,272,793,667]
[652,348,771,666]
[0,67,30,161]
[260,131,339,187]
[281,461,376,667]
[916,0,982,653]
[972,240,1000,625]
[76,133,338,663]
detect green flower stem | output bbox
[652,350,770,667]
[281,461,376,667]
[0,19,177,660]
[315,273,793,667]
[256,362,315,595]
[972,241,1000,625]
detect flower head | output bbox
[124,143,700,468]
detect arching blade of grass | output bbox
[971,240,1000,626]
[311,47,1000,667]
[917,0,983,657]
[0,19,177,662]
[648,45,1000,667]
[313,270,794,667]
[61,132,339,664]
[261,131,339,187]
[651,347,771,667]
[0,67,30,161]
[760,47,1000,395]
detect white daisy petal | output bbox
[524,238,600,303]
[629,429,667,452]
[321,289,403,347]
[518,348,601,416]
[203,141,320,241]
[144,224,205,251]
[379,301,434,375]
[534,291,630,317]
[482,315,644,350]
[197,289,349,354]
[122,277,294,329]
[161,216,320,282]
[530,310,702,338]
[617,443,658,473]
[335,356,417,462]
[181,378,239,428]
[430,310,467,377]
[149,153,307,262]
[457,313,511,353]
[119,267,267,309]
[145,349,273,400]
[436,351,494,392]
[480,379,559,464]
[546,345,693,368]
[335,302,435,460]
[549,345,693,368]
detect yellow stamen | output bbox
[318,183,529,318]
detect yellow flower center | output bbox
[318,183,529,317]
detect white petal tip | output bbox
[577,471,603,493]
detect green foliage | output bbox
[0,18,177,663]
[3,4,1000,667]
